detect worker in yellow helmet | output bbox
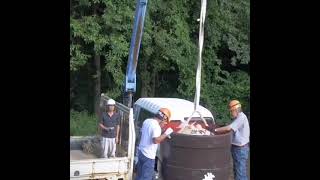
[135,108,173,180]
[215,100,250,180]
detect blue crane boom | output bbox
[125,0,148,107]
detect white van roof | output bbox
[134,98,214,121]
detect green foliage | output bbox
[70,110,98,136]
[70,0,250,127]
[70,44,91,71]
[202,70,250,125]
[70,0,136,112]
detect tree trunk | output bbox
[87,59,93,113]
[151,71,156,96]
[94,53,101,119]
[140,61,150,97]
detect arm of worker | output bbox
[116,115,120,143]
[214,125,232,133]
[152,128,173,144]
[99,123,109,131]
[215,115,243,133]
[115,125,120,143]
[99,114,108,130]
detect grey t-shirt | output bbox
[229,112,250,146]
[100,112,120,138]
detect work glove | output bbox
[164,127,173,136]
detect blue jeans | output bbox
[135,150,155,180]
[231,144,249,180]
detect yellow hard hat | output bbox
[229,100,241,110]
[159,108,171,122]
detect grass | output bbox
[70,110,98,136]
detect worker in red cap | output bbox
[215,100,250,180]
[135,108,174,180]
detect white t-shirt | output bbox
[138,118,161,159]
[230,112,250,146]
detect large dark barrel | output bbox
[159,132,232,180]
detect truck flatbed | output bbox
[70,150,97,160]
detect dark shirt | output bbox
[100,112,120,138]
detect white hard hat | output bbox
[106,99,116,105]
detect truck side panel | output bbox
[70,158,129,179]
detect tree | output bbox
[70,0,250,125]
[70,0,134,116]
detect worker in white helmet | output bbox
[99,99,120,158]
[135,108,174,180]
[215,100,250,180]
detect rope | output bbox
[178,0,210,132]
[194,0,207,111]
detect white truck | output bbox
[70,95,136,180]
[70,95,217,180]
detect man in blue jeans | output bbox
[135,108,174,180]
[215,100,250,180]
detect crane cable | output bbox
[194,0,207,112]
[179,0,212,132]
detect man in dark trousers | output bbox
[135,108,174,180]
